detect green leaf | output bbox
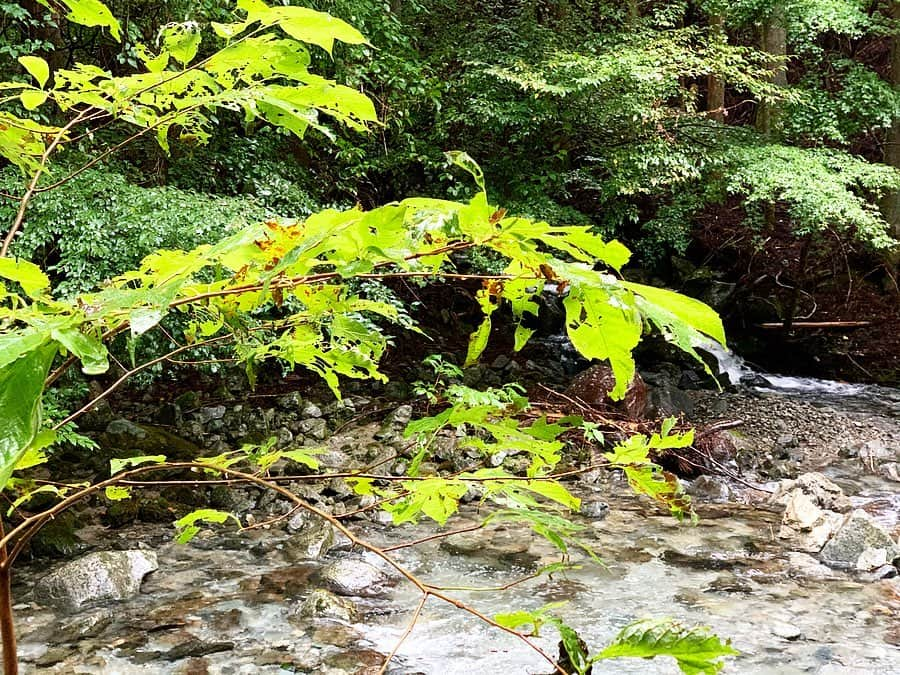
[105,485,132,501]
[464,288,497,366]
[161,22,202,65]
[0,344,56,492]
[110,454,166,474]
[0,330,50,370]
[446,151,486,194]
[6,483,65,516]
[42,0,122,40]
[595,618,738,674]
[623,281,726,346]
[129,308,163,336]
[384,478,469,525]
[563,285,642,399]
[174,508,239,544]
[238,0,366,55]
[50,326,109,375]
[19,90,48,110]
[280,448,321,470]
[14,428,56,472]
[18,56,49,88]
[0,257,50,297]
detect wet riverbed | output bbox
[9,366,900,674]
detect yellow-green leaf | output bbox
[18,56,49,88]
[0,257,50,298]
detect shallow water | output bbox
[11,354,900,674]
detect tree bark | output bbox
[707,13,726,122]
[756,5,788,136]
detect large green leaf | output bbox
[38,0,122,40]
[0,344,56,491]
[623,281,726,346]
[596,618,739,674]
[563,285,642,399]
[0,257,50,298]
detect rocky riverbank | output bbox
[8,352,900,673]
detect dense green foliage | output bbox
[1,0,900,670]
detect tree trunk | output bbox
[707,13,726,122]
[756,5,788,136]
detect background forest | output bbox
[0,2,897,674]
[2,0,899,382]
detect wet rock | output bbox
[29,511,85,558]
[880,462,900,482]
[856,547,891,571]
[645,384,695,418]
[297,417,328,440]
[277,391,303,410]
[440,527,534,564]
[283,518,336,561]
[820,510,900,570]
[580,499,610,519]
[297,589,358,623]
[566,364,647,418]
[857,439,894,466]
[777,490,844,553]
[100,419,201,461]
[301,401,323,418]
[319,558,393,598]
[771,473,852,514]
[860,564,898,582]
[163,639,234,661]
[785,552,837,580]
[686,475,733,503]
[770,620,802,641]
[34,550,158,610]
[195,405,226,423]
[312,622,364,648]
[257,565,317,598]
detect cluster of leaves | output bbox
[497,606,738,675]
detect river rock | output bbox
[100,419,201,461]
[34,550,158,610]
[820,510,900,570]
[686,475,733,502]
[880,462,900,482]
[777,488,845,553]
[282,518,336,561]
[771,473,852,513]
[297,589,358,622]
[318,558,393,598]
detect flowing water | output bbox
[11,351,900,674]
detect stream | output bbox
[9,354,900,674]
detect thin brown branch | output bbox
[379,592,429,675]
[52,334,233,430]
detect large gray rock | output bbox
[820,509,900,570]
[34,550,158,610]
[774,473,849,553]
[101,419,201,461]
[771,473,852,513]
[318,558,392,598]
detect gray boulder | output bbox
[820,509,900,570]
[34,550,158,610]
[318,558,392,598]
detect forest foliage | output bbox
[0,0,898,672]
